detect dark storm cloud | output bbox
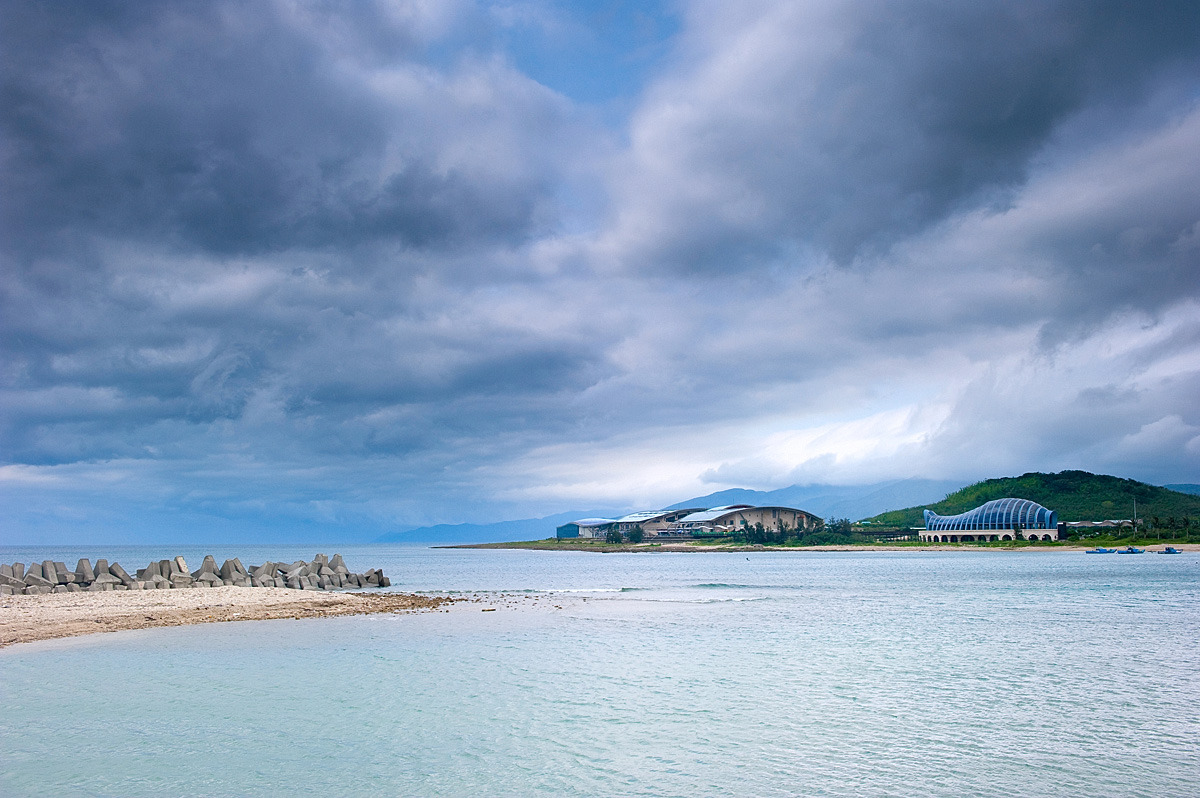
[0,0,565,259]
[0,0,605,480]
[612,0,1200,268]
[1,256,614,466]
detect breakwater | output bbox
[0,553,390,595]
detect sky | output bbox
[2,0,1199,543]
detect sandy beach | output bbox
[0,587,457,649]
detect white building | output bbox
[556,505,822,539]
[668,505,821,536]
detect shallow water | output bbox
[2,548,1198,797]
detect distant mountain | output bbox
[667,478,964,521]
[863,471,1200,527]
[1164,483,1200,496]
[375,479,964,544]
[379,473,1198,544]
[375,510,623,545]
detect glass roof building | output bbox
[925,498,1057,531]
[922,498,1059,542]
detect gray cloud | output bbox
[606,0,1200,268]
[1,0,574,260]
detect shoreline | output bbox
[6,543,1193,648]
[0,587,457,649]
[445,540,1200,553]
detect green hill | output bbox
[863,471,1200,528]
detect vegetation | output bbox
[713,517,882,546]
[862,471,1200,529]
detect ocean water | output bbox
[2,547,1198,797]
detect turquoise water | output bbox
[2,548,1198,797]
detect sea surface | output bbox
[1,546,1198,797]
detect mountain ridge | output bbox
[375,510,624,545]
[379,478,963,544]
[864,471,1200,528]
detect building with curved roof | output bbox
[669,505,821,536]
[920,498,1059,542]
[555,508,707,539]
[556,504,822,539]
[555,518,618,538]
[613,508,704,536]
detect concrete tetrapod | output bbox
[3,553,390,595]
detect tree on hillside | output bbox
[827,518,853,536]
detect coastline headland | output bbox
[2,552,389,596]
[445,539,1200,553]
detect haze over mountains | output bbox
[379,478,962,544]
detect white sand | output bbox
[0,587,455,648]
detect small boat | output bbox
[1158,547,1183,554]
[1085,547,1116,554]
[1115,546,1144,554]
